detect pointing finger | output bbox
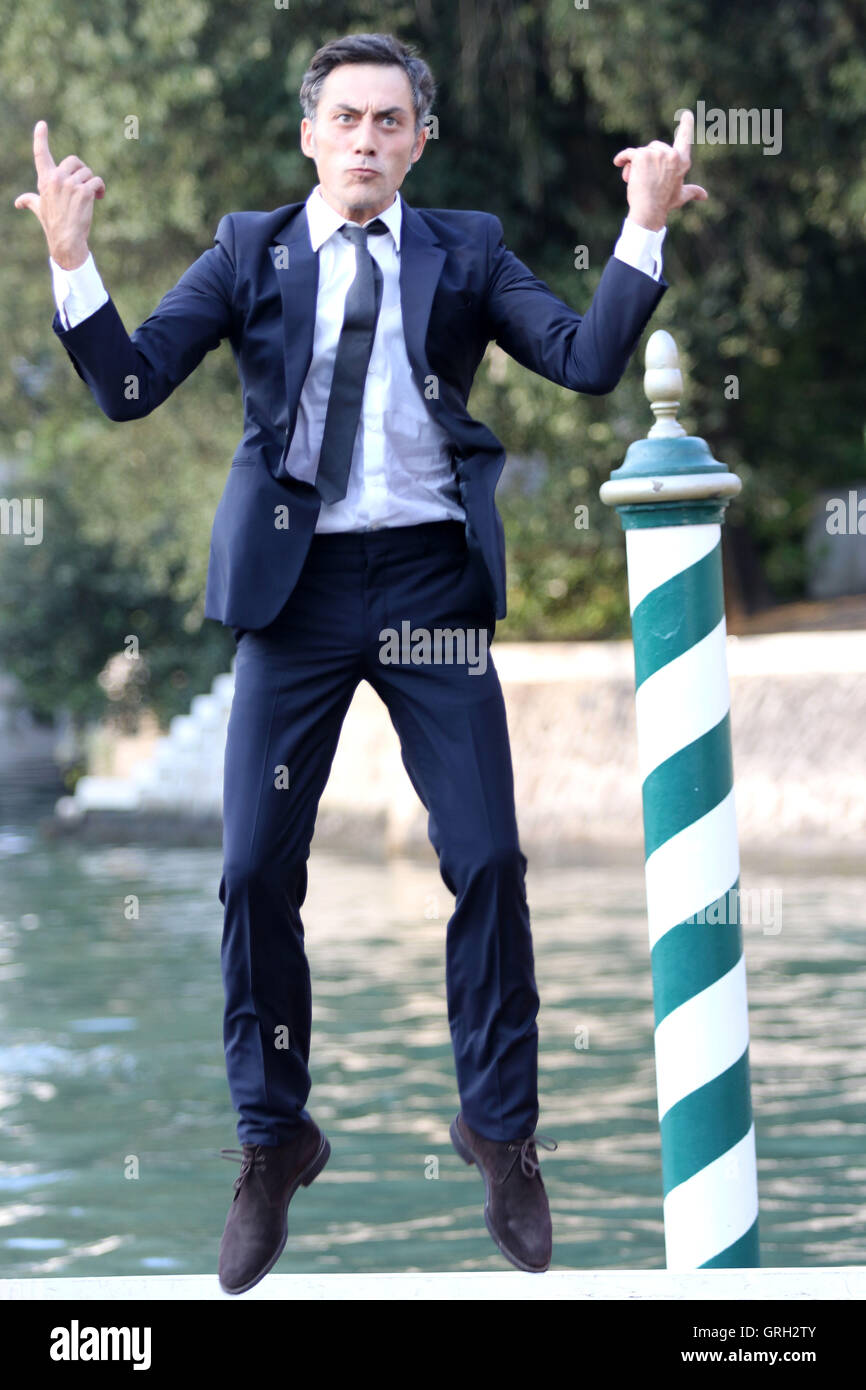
[33,120,56,177]
[673,110,694,155]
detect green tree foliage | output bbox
[0,463,235,729]
[1,0,862,727]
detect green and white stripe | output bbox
[600,330,759,1270]
[627,521,758,1268]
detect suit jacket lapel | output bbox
[270,205,319,456]
[397,197,446,390]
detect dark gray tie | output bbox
[314,218,389,505]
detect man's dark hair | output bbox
[299,33,436,134]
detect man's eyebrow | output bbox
[330,103,408,118]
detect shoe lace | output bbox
[220,1145,267,1197]
[506,1132,558,1178]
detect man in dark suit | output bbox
[16,31,704,1291]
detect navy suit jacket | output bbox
[52,195,667,630]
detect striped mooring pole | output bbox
[600,330,759,1269]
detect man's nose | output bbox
[353,115,378,152]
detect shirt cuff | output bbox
[613,216,667,282]
[50,252,109,329]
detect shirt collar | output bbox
[306,184,402,253]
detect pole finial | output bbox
[644,329,687,439]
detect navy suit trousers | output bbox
[218,519,540,1146]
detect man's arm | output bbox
[482,110,705,396]
[483,221,667,396]
[16,120,235,420]
[46,225,236,420]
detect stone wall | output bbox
[315,632,866,869]
[57,632,866,870]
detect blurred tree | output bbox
[0,465,234,729]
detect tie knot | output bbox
[339,218,388,245]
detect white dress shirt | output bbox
[50,191,666,533]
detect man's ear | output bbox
[412,125,429,164]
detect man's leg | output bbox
[362,524,540,1143]
[219,546,363,1146]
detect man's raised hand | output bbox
[14,120,105,270]
[612,110,707,232]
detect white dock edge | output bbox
[1,1269,864,1300]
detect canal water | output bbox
[0,773,864,1278]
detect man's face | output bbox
[300,63,428,222]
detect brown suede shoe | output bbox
[218,1119,330,1294]
[450,1111,557,1272]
